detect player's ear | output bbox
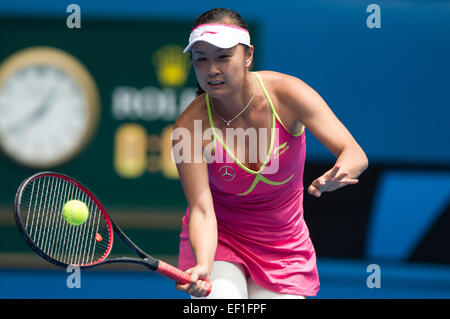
[244,45,254,69]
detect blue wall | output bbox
[1,0,449,164]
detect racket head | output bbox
[14,172,114,268]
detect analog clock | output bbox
[0,46,100,168]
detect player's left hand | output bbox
[308,165,359,198]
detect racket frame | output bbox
[14,171,210,294]
[14,171,158,270]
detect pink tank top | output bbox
[178,72,320,296]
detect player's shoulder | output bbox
[255,70,309,103]
[255,70,305,95]
[173,93,208,131]
[256,70,298,81]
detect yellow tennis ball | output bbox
[62,200,89,226]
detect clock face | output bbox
[0,47,100,168]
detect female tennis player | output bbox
[173,8,368,298]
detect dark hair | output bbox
[192,8,248,30]
[190,8,252,96]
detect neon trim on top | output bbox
[205,71,304,175]
[206,73,275,175]
[253,72,304,138]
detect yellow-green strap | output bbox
[252,72,304,137]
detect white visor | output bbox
[183,23,251,53]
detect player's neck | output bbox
[211,73,256,118]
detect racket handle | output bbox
[156,260,212,296]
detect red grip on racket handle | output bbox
[156,260,212,296]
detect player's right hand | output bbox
[175,264,211,297]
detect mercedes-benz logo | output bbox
[218,165,236,181]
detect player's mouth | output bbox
[208,80,225,88]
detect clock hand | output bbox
[6,90,55,136]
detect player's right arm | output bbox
[172,97,217,297]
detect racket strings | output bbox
[19,176,111,266]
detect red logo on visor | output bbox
[200,31,218,36]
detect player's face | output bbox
[191,42,252,97]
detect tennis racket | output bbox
[14,171,211,295]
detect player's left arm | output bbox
[277,74,369,197]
